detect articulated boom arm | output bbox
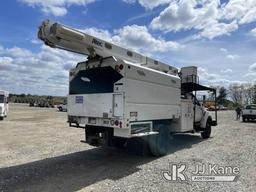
[38,20,178,74]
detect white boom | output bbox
[38,20,178,75]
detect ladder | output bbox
[38,20,178,75]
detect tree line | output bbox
[214,83,256,107]
[9,94,66,105]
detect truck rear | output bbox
[68,57,181,147]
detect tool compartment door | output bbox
[113,94,123,117]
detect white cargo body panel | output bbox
[125,63,181,122]
[68,93,113,118]
[171,99,194,132]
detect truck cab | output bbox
[0,90,9,120]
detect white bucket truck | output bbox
[38,20,217,156]
[0,90,9,120]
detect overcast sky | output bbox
[0,0,256,96]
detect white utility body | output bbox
[38,20,217,156]
[0,90,9,120]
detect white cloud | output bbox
[31,39,42,44]
[0,57,13,64]
[43,6,68,16]
[0,44,84,95]
[248,28,256,37]
[220,48,227,52]
[243,63,256,78]
[149,0,239,39]
[198,67,243,87]
[122,0,172,9]
[199,20,238,39]
[126,9,162,23]
[149,0,256,39]
[249,63,256,72]
[122,0,136,4]
[221,69,233,74]
[239,8,256,24]
[19,0,96,16]
[150,0,220,32]
[226,54,239,60]
[220,0,256,25]
[81,28,113,42]
[81,25,180,54]
[113,25,180,53]
[1,47,33,58]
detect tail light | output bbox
[114,120,119,126]
[119,64,124,70]
[115,64,124,72]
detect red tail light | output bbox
[119,64,124,70]
[114,120,119,126]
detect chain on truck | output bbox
[38,20,218,156]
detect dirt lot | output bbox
[0,104,255,192]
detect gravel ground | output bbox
[0,103,255,192]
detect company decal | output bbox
[75,96,83,104]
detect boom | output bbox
[38,20,178,75]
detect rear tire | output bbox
[242,116,246,122]
[0,116,3,121]
[201,119,211,139]
[126,137,149,155]
[148,123,171,156]
[113,137,126,149]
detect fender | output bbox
[200,111,212,129]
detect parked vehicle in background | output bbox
[208,105,217,111]
[57,103,67,112]
[208,105,227,111]
[218,105,227,110]
[0,90,9,120]
[242,104,256,122]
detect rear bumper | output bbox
[68,115,124,128]
[67,116,159,138]
[68,115,131,138]
[242,114,256,119]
